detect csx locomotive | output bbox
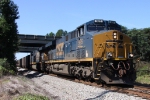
[18,19,136,85]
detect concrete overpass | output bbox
[18,34,61,52]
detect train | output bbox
[17,19,136,85]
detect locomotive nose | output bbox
[93,30,118,59]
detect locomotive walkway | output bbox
[18,34,61,52]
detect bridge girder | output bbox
[18,34,61,52]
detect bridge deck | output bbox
[18,34,61,52]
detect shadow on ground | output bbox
[17,68,45,79]
[134,82,150,87]
[86,91,110,100]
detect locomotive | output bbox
[17,19,136,85]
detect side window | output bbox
[73,31,76,38]
[75,30,77,37]
[77,30,80,37]
[77,25,84,37]
[80,27,84,35]
[71,31,76,39]
[66,35,68,41]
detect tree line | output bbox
[121,26,150,61]
[46,29,67,37]
[0,0,19,72]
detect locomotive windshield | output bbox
[107,21,121,30]
[87,25,105,31]
[87,19,105,31]
[87,20,121,32]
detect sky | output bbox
[14,0,150,60]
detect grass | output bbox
[14,93,49,100]
[136,75,150,84]
[135,61,150,84]
[0,58,15,78]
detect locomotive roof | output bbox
[77,19,118,28]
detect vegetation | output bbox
[0,0,19,73]
[136,75,150,84]
[135,61,150,84]
[46,29,67,37]
[14,93,49,100]
[0,58,15,77]
[121,26,150,61]
[46,32,55,36]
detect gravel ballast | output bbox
[20,68,146,100]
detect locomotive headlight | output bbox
[129,53,134,58]
[107,52,113,59]
[113,32,117,39]
[113,33,117,35]
[114,35,117,39]
[107,52,113,57]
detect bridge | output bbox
[18,34,61,52]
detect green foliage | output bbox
[56,29,63,37]
[135,62,150,84]
[121,25,128,34]
[0,58,15,77]
[46,32,55,36]
[136,75,150,84]
[121,26,150,61]
[46,29,67,37]
[14,93,49,100]
[0,0,19,72]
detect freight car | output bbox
[18,19,136,85]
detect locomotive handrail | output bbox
[99,42,133,59]
[124,43,133,58]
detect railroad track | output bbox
[49,73,150,100]
[17,68,150,100]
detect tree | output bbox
[125,27,150,61]
[0,0,19,72]
[46,32,55,36]
[56,29,63,37]
[121,25,128,34]
[56,29,67,37]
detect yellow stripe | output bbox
[104,58,127,60]
[45,58,93,63]
[30,62,36,64]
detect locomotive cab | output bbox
[92,24,136,84]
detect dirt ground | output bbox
[0,69,59,100]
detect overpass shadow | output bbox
[17,67,45,79]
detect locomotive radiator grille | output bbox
[81,49,85,58]
[77,50,80,58]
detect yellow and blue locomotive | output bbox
[24,19,136,85]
